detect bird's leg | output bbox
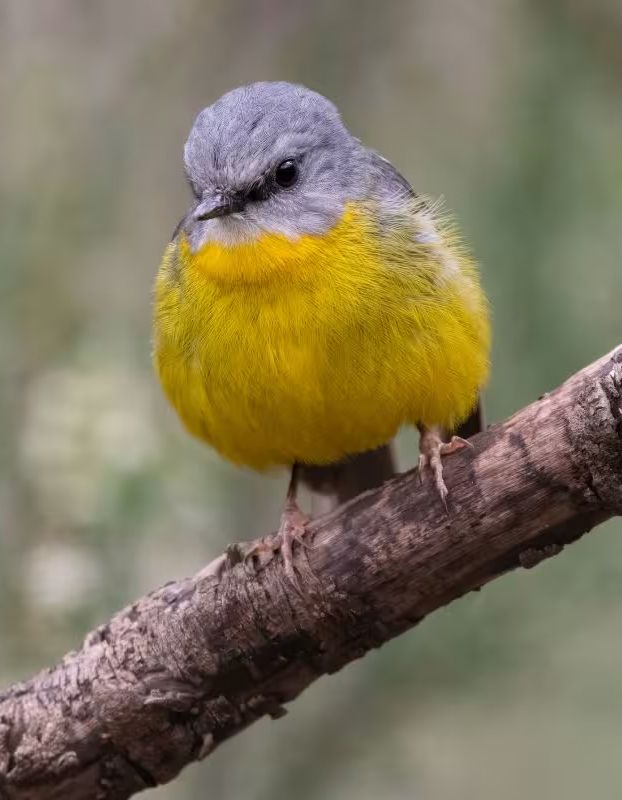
[242,464,311,585]
[417,425,472,508]
[272,463,310,583]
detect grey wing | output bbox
[366,149,417,200]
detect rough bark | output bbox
[1,347,622,800]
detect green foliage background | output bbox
[1,1,622,797]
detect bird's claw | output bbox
[418,430,472,509]
[223,503,312,590]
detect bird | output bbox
[153,81,490,581]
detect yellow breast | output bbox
[153,203,490,469]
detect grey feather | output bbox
[183,81,371,247]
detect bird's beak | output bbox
[194,193,245,222]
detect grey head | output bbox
[182,82,372,247]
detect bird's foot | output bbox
[418,428,472,508]
[241,499,312,588]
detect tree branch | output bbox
[2,347,622,800]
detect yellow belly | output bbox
[153,203,490,469]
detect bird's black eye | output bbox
[275,159,299,188]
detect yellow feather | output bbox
[153,201,490,469]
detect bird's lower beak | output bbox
[194,195,245,222]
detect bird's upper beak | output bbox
[194,191,245,222]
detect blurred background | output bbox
[2,0,622,797]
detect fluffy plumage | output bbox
[153,82,490,474]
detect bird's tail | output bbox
[451,398,485,441]
[299,444,396,514]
